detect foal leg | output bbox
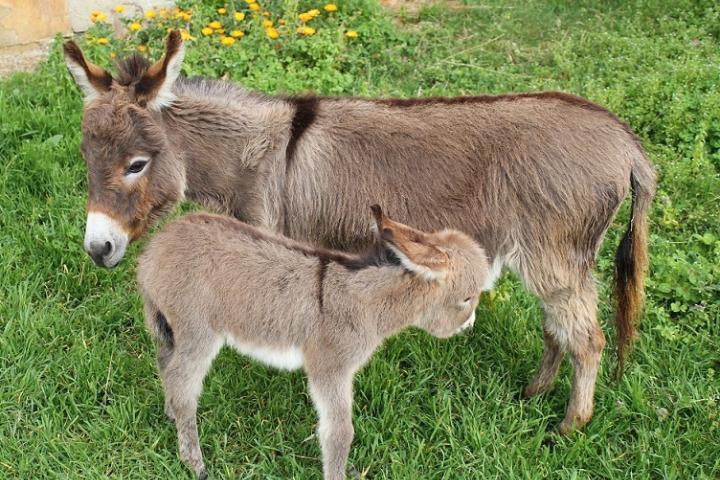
[541,280,606,434]
[163,335,223,479]
[156,342,177,422]
[307,370,354,480]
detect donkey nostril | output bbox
[103,241,112,256]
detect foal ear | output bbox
[135,30,185,111]
[370,205,449,281]
[63,41,113,101]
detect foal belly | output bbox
[225,335,304,370]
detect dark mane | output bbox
[187,213,400,271]
[115,54,151,86]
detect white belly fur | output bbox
[226,335,304,371]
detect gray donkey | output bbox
[137,206,488,479]
[65,31,656,433]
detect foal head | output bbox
[64,32,187,267]
[371,206,488,338]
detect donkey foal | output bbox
[137,206,488,479]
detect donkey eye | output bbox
[125,160,149,175]
[464,297,472,303]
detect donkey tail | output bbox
[613,153,655,376]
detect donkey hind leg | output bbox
[163,335,223,480]
[307,371,354,480]
[537,279,606,434]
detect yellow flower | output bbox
[208,20,222,29]
[110,52,116,58]
[265,27,279,39]
[249,3,260,11]
[262,19,273,28]
[298,26,316,35]
[278,18,286,25]
[97,37,109,45]
[298,12,313,22]
[129,21,141,31]
[244,0,256,3]
[137,44,147,52]
[159,8,168,17]
[324,4,337,12]
[234,12,245,21]
[113,5,125,13]
[90,11,108,22]
[262,11,270,17]
[308,9,321,17]
[180,30,194,41]
[145,9,156,19]
[218,7,226,15]
[220,36,235,46]
[201,27,213,36]
[345,30,358,38]
[230,30,244,38]
[180,12,192,21]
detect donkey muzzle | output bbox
[84,212,129,268]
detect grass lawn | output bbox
[1,0,718,478]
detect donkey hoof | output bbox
[558,415,590,435]
[522,384,536,399]
[523,383,544,398]
[198,468,209,480]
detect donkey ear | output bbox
[371,205,449,281]
[370,204,385,239]
[135,30,185,111]
[63,41,113,101]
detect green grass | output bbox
[1,0,719,478]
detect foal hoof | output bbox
[198,468,209,480]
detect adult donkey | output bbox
[64,32,655,433]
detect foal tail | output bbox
[142,295,176,371]
[613,154,655,377]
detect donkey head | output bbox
[371,205,488,338]
[64,32,186,267]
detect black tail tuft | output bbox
[155,311,175,349]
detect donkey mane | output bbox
[108,53,646,161]
[190,213,399,271]
[115,54,152,86]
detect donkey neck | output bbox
[161,79,294,226]
[330,264,431,339]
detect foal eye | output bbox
[125,160,149,175]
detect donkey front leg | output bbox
[162,337,222,479]
[540,280,605,434]
[524,326,565,397]
[307,370,355,480]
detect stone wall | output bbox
[0,0,173,48]
[0,0,70,47]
